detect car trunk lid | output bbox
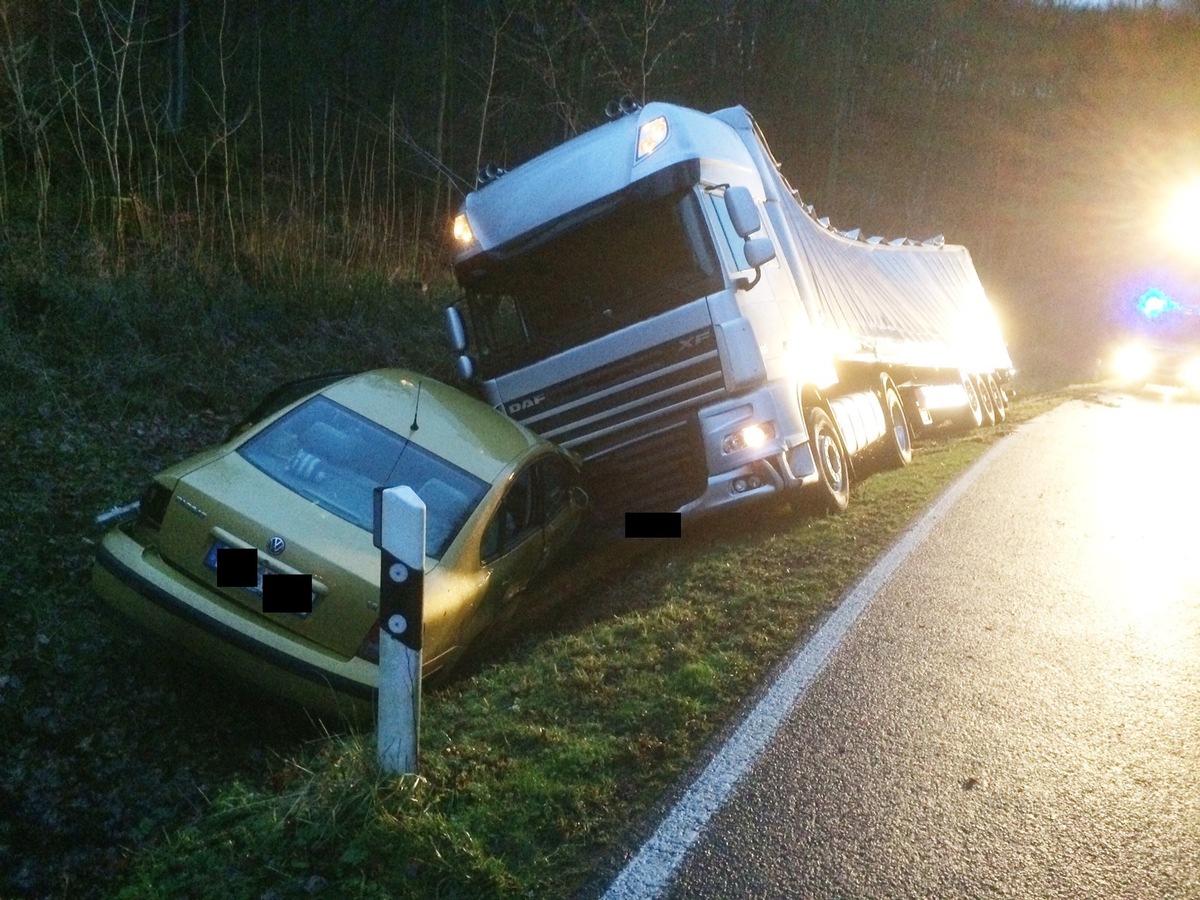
[154,454,390,659]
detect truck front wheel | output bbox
[808,406,850,513]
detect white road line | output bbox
[602,436,1014,900]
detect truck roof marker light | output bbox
[475,163,507,188]
[605,95,642,119]
[636,115,669,161]
[452,213,475,247]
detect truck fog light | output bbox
[733,477,748,493]
[722,421,776,454]
[748,475,763,489]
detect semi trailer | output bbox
[444,101,1014,521]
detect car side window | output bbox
[540,455,572,520]
[481,467,541,564]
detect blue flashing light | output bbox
[1136,288,1181,320]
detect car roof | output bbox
[320,369,544,483]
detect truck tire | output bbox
[880,380,912,468]
[961,375,984,429]
[808,406,850,512]
[975,375,996,426]
[987,374,1007,423]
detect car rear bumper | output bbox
[93,526,378,721]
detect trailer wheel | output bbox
[808,406,850,512]
[987,375,1007,423]
[975,375,996,426]
[881,381,912,468]
[961,375,984,429]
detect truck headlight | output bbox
[723,422,775,454]
[1113,343,1153,383]
[452,213,475,246]
[636,116,669,160]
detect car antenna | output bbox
[410,379,422,432]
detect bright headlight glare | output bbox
[723,422,775,454]
[921,383,969,411]
[1181,356,1200,390]
[636,116,669,160]
[1113,344,1153,383]
[452,213,475,246]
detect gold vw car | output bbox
[94,370,586,720]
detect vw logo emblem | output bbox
[267,536,286,555]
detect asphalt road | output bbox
[607,393,1200,899]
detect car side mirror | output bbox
[445,306,468,353]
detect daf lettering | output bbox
[507,394,546,414]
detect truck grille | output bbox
[504,325,723,516]
[585,416,707,520]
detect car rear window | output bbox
[238,395,488,558]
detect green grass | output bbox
[0,233,1076,898]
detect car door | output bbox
[478,465,545,615]
[534,453,581,575]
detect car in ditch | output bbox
[93,369,587,720]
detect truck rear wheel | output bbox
[975,375,996,426]
[880,379,912,468]
[987,375,1007,423]
[808,406,850,512]
[961,375,984,429]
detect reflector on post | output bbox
[373,485,426,775]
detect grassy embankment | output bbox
[0,242,1071,898]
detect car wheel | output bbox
[807,405,850,512]
[880,378,912,468]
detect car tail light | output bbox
[136,482,172,530]
[354,618,381,664]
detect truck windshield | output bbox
[464,188,721,376]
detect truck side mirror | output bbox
[744,237,776,269]
[724,186,761,238]
[455,355,475,381]
[445,306,468,353]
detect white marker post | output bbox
[372,485,425,775]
